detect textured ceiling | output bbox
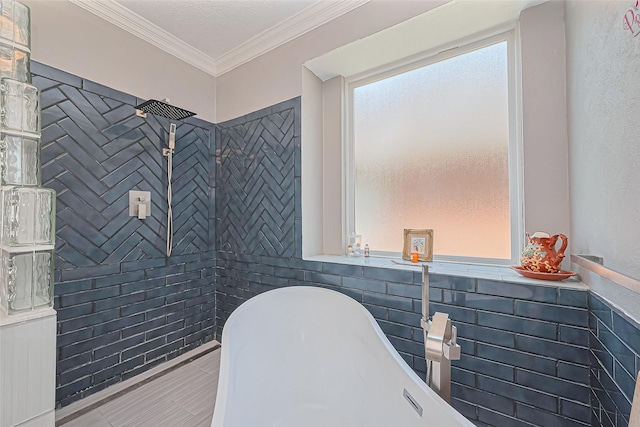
[116,0,318,59]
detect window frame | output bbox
[343,31,524,266]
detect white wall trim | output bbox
[67,0,369,77]
[215,0,370,76]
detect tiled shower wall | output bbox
[32,62,217,407]
[214,98,611,427]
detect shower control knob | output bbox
[129,191,151,218]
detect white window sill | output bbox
[305,255,588,291]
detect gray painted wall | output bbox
[566,1,640,281]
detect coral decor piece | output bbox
[520,231,568,273]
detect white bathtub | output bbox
[212,286,473,427]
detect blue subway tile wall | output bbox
[215,99,594,427]
[589,293,640,427]
[33,62,217,407]
[216,253,593,426]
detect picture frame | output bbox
[402,229,434,262]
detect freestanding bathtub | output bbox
[212,286,473,427]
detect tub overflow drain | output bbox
[403,388,423,417]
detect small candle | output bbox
[411,252,418,263]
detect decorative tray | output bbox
[511,266,577,281]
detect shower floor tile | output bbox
[57,348,221,427]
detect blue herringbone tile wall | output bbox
[216,99,300,258]
[36,67,210,268]
[32,62,217,407]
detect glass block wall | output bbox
[0,0,55,315]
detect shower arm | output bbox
[422,264,461,403]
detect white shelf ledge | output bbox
[0,307,56,327]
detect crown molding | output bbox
[67,0,370,77]
[68,0,217,76]
[215,0,370,76]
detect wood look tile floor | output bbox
[60,349,220,427]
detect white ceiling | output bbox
[69,0,369,76]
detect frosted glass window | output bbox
[353,41,511,259]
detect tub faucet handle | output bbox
[425,313,461,362]
[425,313,447,362]
[443,325,461,361]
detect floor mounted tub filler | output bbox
[212,286,473,426]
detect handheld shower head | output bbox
[169,123,176,150]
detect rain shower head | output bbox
[135,99,196,121]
